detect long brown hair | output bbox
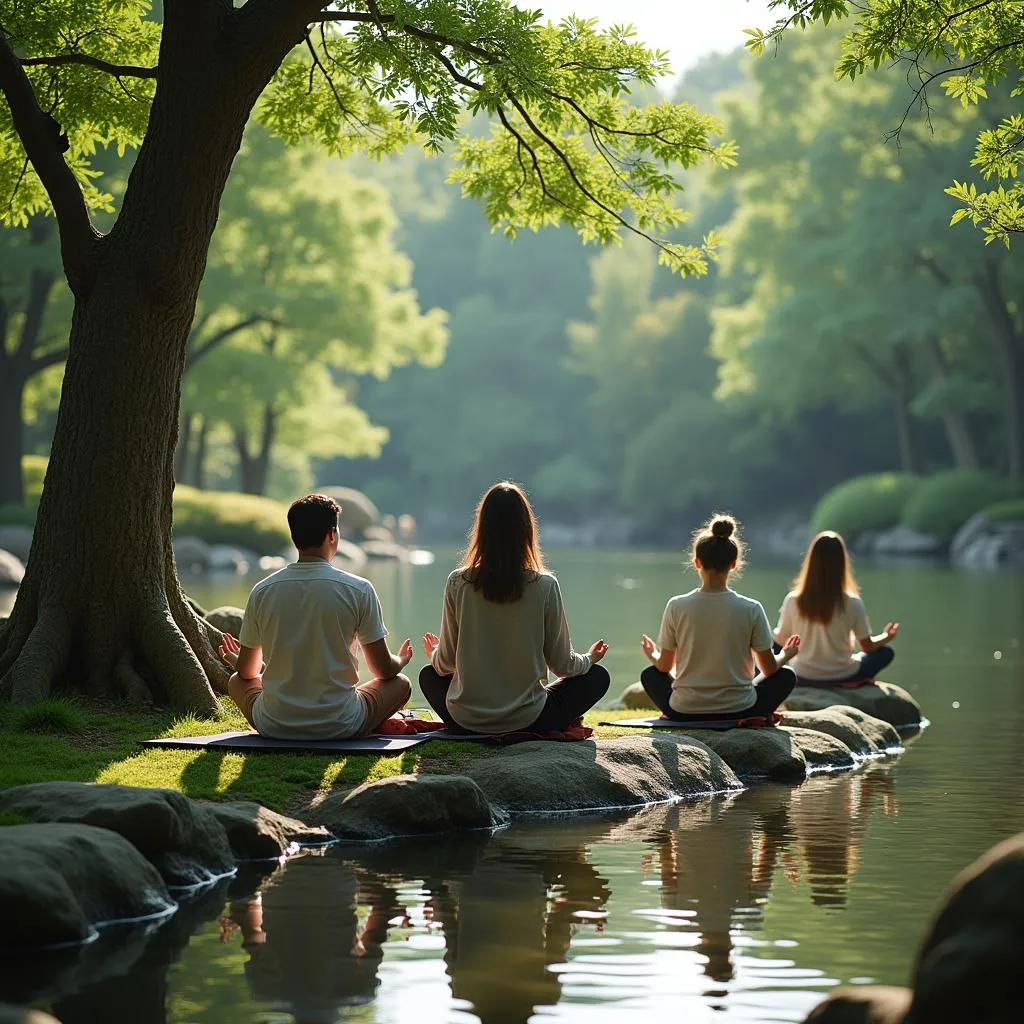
[460,481,546,603]
[794,531,859,624]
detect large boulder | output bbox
[360,539,408,561]
[172,535,211,573]
[0,549,24,588]
[614,681,656,711]
[0,1008,62,1024]
[333,539,368,572]
[205,605,244,637]
[319,486,379,536]
[952,513,1024,569]
[784,681,923,731]
[307,774,500,840]
[0,525,32,563]
[207,545,257,574]
[0,823,174,949]
[0,782,234,887]
[906,832,1024,1023]
[204,802,333,860]
[870,525,943,558]
[462,734,740,816]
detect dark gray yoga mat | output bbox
[600,717,767,731]
[142,730,434,753]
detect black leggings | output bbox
[419,663,611,734]
[640,665,796,722]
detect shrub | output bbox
[172,485,291,555]
[902,471,1022,543]
[811,473,922,541]
[983,498,1024,523]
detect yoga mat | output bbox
[423,729,507,742]
[599,717,761,731]
[142,731,434,753]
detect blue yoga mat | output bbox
[599,717,768,731]
[142,730,434,753]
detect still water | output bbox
[5,551,1024,1022]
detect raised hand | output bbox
[218,632,241,669]
[884,622,900,642]
[423,632,440,658]
[588,639,609,664]
[397,638,414,669]
[781,634,801,662]
[640,634,657,663]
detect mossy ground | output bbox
[0,697,639,815]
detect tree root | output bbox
[137,603,221,716]
[113,651,155,707]
[6,606,71,707]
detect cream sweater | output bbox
[430,570,591,732]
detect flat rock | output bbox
[781,707,902,757]
[463,735,741,815]
[172,535,210,572]
[204,605,244,636]
[0,549,24,588]
[0,823,173,949]
[307,773,499,840]
[783,681,923,731]
[804,986,911,1023]
[0,782,234,887]
[204,801,333,860]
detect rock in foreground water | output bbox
[0,823,173,949]
[783,681,922,731]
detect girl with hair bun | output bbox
[640,514,801,721]
[775,531,898,685]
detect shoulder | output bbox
[325,565,378,600]
[782,590,797,606]
[665,589,698,613]
[732,591,768,616]
[248,566,289,600]
[844,593,867,614]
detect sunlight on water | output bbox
[2,553,1022,1022]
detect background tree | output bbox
[0,1,732,712]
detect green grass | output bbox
[0,697,634,814]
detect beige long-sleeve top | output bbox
[430,570,591,732]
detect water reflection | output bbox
[0,769,909,1024]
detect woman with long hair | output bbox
[640,514,800,721]
[420,481,610,733]
[776,531,899,685]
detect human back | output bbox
[242,560,384,738]
[421,481,609,734]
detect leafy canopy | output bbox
[1,1,739,276]
[748,0,1024,244]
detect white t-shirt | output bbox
[657,588,774,715]
[238,560,388,739]
[776,591,871,681]
[430,570,591,732]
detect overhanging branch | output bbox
[0,29,98,294]
[20,53,157,79]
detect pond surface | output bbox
[5,552,1024,1022]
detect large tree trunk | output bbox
[0,1,301,711]
[235,404,277,495]
[892,391,922,474]
[923,337,980,470]
[976,263,1024,478]
[191,416,209,490]
[0,370,26,507]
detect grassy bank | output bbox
[0,697,637,816]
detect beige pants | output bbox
[227,674,412,737]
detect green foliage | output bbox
[0,810,29,827]
[811,474,922,540]
[902,471,1022,542]
[982,498,1024,523]
[22,454,47,504]
[11,697,88,734]
[758,0,1024,244]
[0,504,37,527]
[171,486,291,555]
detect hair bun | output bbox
[711,516,735,539]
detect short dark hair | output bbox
[288,494,340,550]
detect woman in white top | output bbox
[420,481,610,734]
[775,531,899,685]
[640,515,800,721]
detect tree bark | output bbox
[975,263,1024,478]
[173,412,193,483]
[922,337,980,471]
[0,1,311,711]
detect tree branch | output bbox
[19,53,157,79]
[0,29,98,294]
[185,314,275,372]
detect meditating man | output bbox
[219,493,413,739]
